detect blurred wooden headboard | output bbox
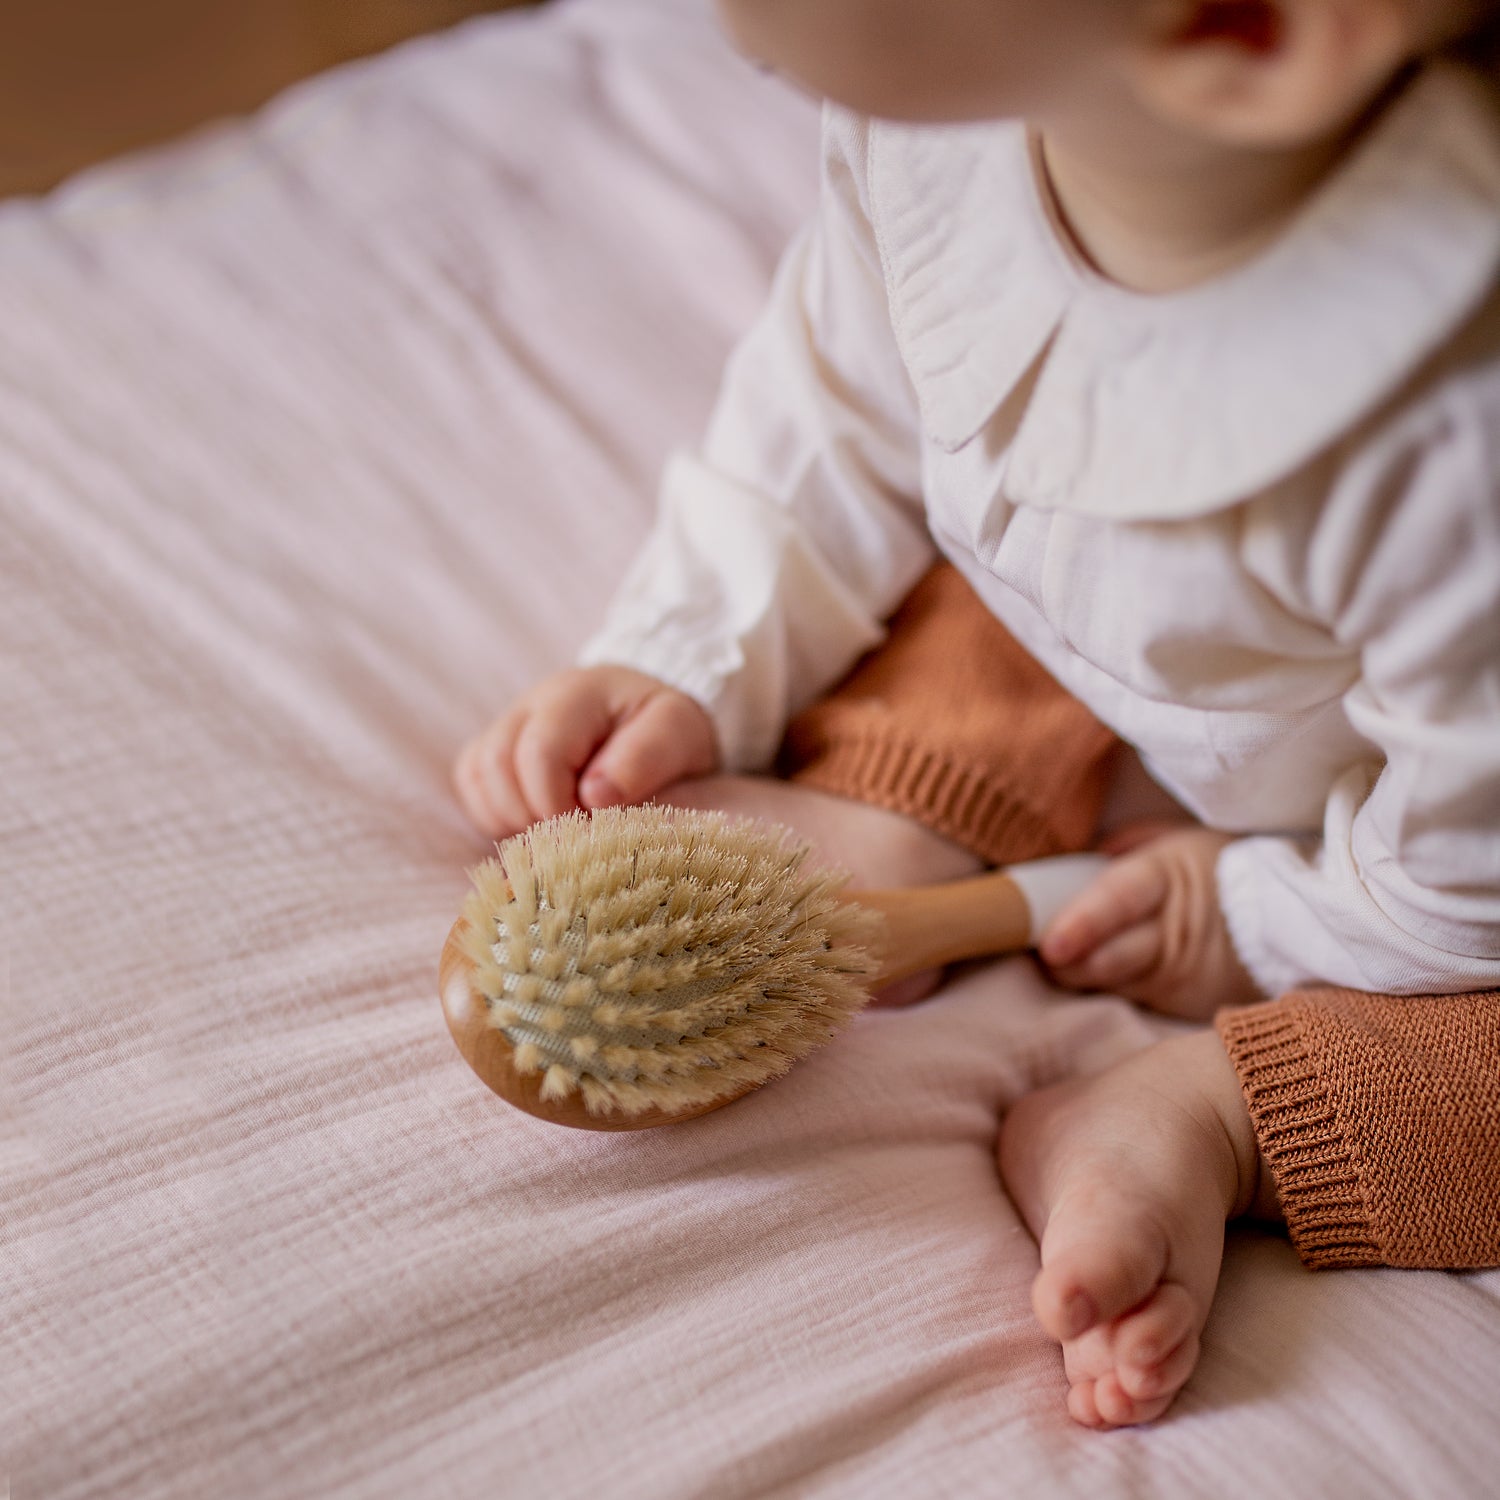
[0,0,537,199]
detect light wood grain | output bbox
[0,0,536,198]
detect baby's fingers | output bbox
[1038,854,1168,971]
[454,711,531,840]
[1047,921,1162,995]
[579,691,716,809]
[512,692,615,825]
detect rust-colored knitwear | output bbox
[782,560,1500,1274]
[778,562,1120,866]
[1219,989,1500,1269]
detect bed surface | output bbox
[6,1,1499,1495]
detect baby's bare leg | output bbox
[658,773,983,1005]
[998,1029,1281,1427]
[659,773,982,887]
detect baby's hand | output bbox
[1037,825,1262,1020]
[452,664,718,840]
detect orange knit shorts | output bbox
[777,561,1119,866]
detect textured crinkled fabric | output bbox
[4,2,1499,1496]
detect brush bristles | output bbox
[459,805,883,1118]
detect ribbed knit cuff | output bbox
[1217,996,1382,1269]
[781,726,1082,868]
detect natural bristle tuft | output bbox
[459,805,883,1119]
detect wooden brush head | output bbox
[441,806,884,1129]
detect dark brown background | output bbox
[0,0,534,198]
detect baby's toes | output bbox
[1066,1378,1109,1428]
[1115,1282,1198,1376]
[1061,1283,1194,1389]
[1066,1375,1173,1429]
[1032,1189,1169,1341]
[1060,1324,1117,1387]
[1116,1331,1201,1406]
[1063,1285,1205,1428]
[1088,1371,1177,1429]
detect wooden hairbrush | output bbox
[440,805,1104,1130]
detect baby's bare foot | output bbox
[998,1029,1278,1427]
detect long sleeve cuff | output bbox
[1216,822,1500,999]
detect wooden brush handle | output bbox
[856,854,1109,987]
[855,872,1029,986]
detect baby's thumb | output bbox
[578,692,716,809]
[1037,852,1167,969]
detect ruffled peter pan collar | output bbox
[867,63,1500,520]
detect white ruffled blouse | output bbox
[581,63,1500,999]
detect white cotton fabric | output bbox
[6,4,1500,1498]
[582,66,1500,998]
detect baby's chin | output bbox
[711,0,1080,127]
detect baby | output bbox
[455,0,1500,1426]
